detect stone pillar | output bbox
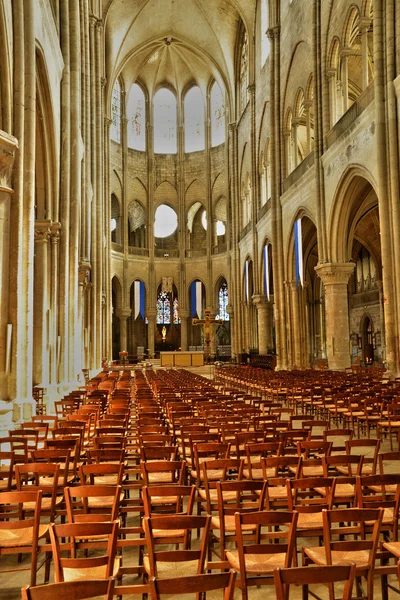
[327,69,337,128]
[252,295,268,355]
[340,49,350,113]
[180,309,189,351]
[0,132,17,404]
[290,281,302,368]
[33,221,52,387]
[292,118,300,169]
[359,18,371,91]
[315,263,354,371]
[147,309,156,359]
[118,309,131,353]
[304,100,313,154]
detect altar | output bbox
[160,351,204,367]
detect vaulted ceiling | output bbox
[103,0,256,103]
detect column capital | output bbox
[0,130,18,191]
[34,220,52,243]
[357,17,371,32]
[78,260,91,287]
[327,68,337,80]
[179,309,190,319]
[252,294,267,308]
[226,304,234,317]
[267,26,280,40]
[315,262,355,285]
[340,47,352,58]
[247,83,256,96]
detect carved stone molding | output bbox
[78,259,91,287]
[50,222,61,244]
[34,220,52,243]
[0,130,18,191]
[315,262,355,285]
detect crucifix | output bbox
[192,309,224,363]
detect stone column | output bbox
[340,49,350,113]
[33,222,52,387]
[315,263,354,371]
[180,309,189,351]
[290,281,302,368]
[0,132,17,405]
[118,309,131,353]
[327,69,337,128]
[147,308,156,359]
[252,295,268,355]
[292,118,300,169]
[304,100,313,154]
[359,18,371,91]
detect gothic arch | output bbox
[329,165,378,263]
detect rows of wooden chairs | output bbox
[1,365,400,599]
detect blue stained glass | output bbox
[216,282,229,321]
[156,291,171,324]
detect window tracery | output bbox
[239,33,249,113]
[154,88,177,154]
[111,80,121,143]
[127,84,146,151]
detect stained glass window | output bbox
[211,82,225,147]
[240,34,248,113]
[154,88,177,154]
[111,80,121,143]
[156,291,171,324]
[127,84,146,150]
[173,297,180,324]
[216,282,229,321]
[184,87,205,152]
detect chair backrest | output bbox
[287,477,335,512]
[142,484,196,517]
[49,520,119,583]
[141,460,186,486]
[235,510,298,572]
[322,507,384,569]
[79,462,124,486]
[149,571,236,600]
[21,578,115,600]
[0,450,15,491]
[345,439,380,474]
[322,454,363,477]
[143,514,211,577]
[15,462,60,520]
[64,484,121,522]
[273,565,356,600]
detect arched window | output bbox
[111,79,121,143]
[239,33,249,113]
[210,82,226,147]
[173,297,180,324]
[111,194,121,243]
[184,87,205,152]
[127,84,146,150]
[216,281,229,321]
[261,0,270,65]
[156,291,171,324]
[154,88,177,154]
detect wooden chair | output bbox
[199,458,243,516]
[0,490,47,586]
[65,484,122,523]
[356,474,400,542]
[143,514,211,579]
[341,438,380,475]
[287,476,336,563]
[262,456,300,510]
[321,455,363,507]
[303,507,384,600]
[79,462,124,487]
[323,428,353,454]
[0,451,15,492]
[15,462,62,524]
[21,578,116,600]
[49,520,120,582]
[273,564,356,600]
[210,480,267,560]
[225,510,298,600]
[189,441,230,488]
[148,570,236,600]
